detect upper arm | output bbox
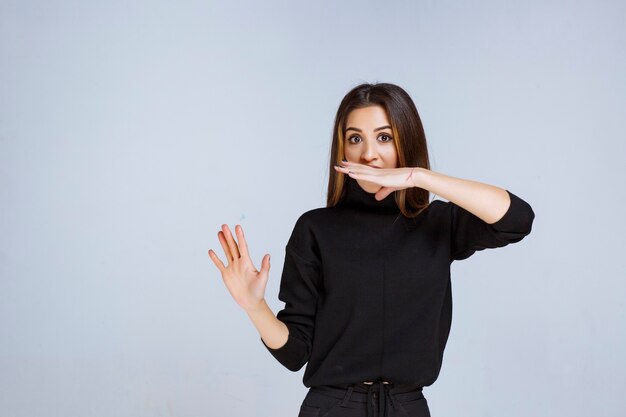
[261,213,322,371]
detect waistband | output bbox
[310,380,424,417]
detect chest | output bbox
[316,211,451,299]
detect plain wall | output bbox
[1,0,625,416]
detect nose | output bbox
[361,140,378,162]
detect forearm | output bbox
[413,168,511,224]
[245,299,289,349]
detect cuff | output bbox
[260,327,309,372]
[489,190,535,234]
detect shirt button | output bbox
[372,392,378,399]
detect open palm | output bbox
[208,224,270,312]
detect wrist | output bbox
[245,298,268,315]
[407,167,424,188]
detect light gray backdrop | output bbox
[1,1,624,416]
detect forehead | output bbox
[345,105,390,128]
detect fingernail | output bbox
[342,158,348,163]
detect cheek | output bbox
[343,147,357,160]
[385,148,399,167]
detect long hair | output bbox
[327,82,431,218]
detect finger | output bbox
[259,253,271,276]
[335,164,369,176]
[347,164,375,175]
[235,225,250,260]
[208,249,226,273]
[222,224,241,259]
[334,165,348,173]
[344,170,373,181]
[375,187,395,201]
[341,161,370,170]
[217,231,234,263]
[335,162,372,175]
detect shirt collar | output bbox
[339,177,400,212]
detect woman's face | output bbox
[343,105,399,193]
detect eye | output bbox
[379,134,393,142]
[347,135,361,144]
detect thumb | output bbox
[375,187,395,201]
[259,253,271,275]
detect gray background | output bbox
[1,0,625,416]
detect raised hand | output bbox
[334,161,421,200]
[208,224,271,312]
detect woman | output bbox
[208,82,535,417]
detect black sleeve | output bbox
[450,189,535,261]
[260,214,321,371]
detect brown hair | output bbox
[327,82,431,218]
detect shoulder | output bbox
[426,198,463,218]
[292,206,335,228]
[399,199,454,230]
[288,207,334,243]
[415,199,451,220]
[286,207,330,264]
[428,199,448,209]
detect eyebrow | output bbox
[345,125,392,133]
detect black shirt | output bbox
[261,176,535,388]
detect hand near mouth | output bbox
[334,161,422,201]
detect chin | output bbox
[356,179,382,194]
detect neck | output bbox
[339,177,399,212]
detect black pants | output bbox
[298,381,431,417]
